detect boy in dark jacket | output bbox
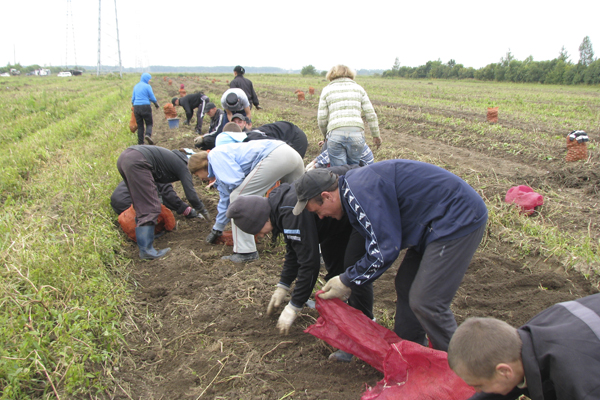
[293,160,488,351]
[225,166,372,339]
[172,92,210,134]
[448,293,600,400]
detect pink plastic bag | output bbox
[305,292,475,400]
[505,185,544,215]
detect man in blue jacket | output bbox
[292,160,488,351]
[131,73,159,145]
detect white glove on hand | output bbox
[277,303,302,335]
[318,276,351,301]
[267,285,290,315]
[305,159,317,172]
[194,135,204,145]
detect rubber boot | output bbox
[135,225,170,260]
[145,125,154,145]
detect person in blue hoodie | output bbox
[292,160,488,352]
[132,73,160,145]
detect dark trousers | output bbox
[322,228,374,320]
[394,223,487,351]
[134,105,153,145]
[116,148,161,227]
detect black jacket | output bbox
[470,292,600,400]
[250,121,308,158]
[230,75,259,108]
[267,165,358,307]
[111,181,189,215]
[129,145,204,211]
[178,92,209,122]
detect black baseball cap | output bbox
[205,102,216,112]
[292,169,338,215]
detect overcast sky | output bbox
[1,0,598,71]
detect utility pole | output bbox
[96,0,101,76]
[114,0,122,78]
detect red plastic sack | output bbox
[305,293,475,400]
[505,185,543,215]
[487,107,498,123]
[129,107,137,133]
[118,204,176,242]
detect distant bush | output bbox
[301,65,317,76]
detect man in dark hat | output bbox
[220,88,251,123]
[172,91,210,134]
[293,161,488,352]
[193,102,226,150]
[230,65,261,110]
[226,166,373,357]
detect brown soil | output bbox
[110,77,599,400]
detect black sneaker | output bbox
[145,135,154,145]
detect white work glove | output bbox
[277,303,302,335]
[305,159,317,172]
[267,284,290,315]
[318,276,351,301]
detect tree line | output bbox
[382,36,599,85]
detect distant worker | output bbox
[318,65,381,166]
[117,145,209,260]
[193,102,226,150]
[179,83,186,97]
[131,73,160,145]
[172,91,210,134]
[229,65,261,110]
[448,293,600,400]
[220,87,251,123]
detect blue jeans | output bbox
[327,128,365,166]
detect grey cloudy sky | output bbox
[1,0,598,71]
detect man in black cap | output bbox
[229,65,261,110]
[220,88,251,123]
[193,102,226,150]
[172,91,210,134]
[226,166,373,354]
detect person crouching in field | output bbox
[117,145,210,260]
[447,293,600,400]
[187,127,304,263]
[132,73,160,145]
[172,91,210,134]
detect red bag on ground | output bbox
[305,293,475,400]
[505,185,543,215]
[118,204,176,242]
[487,107,498,123]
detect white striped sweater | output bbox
[317,78,380,139]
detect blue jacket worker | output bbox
[132,73,159,145]
[293,160,488,351]
[448,292,600,400]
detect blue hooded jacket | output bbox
[131,73,158,106]
[337,159,488,287]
